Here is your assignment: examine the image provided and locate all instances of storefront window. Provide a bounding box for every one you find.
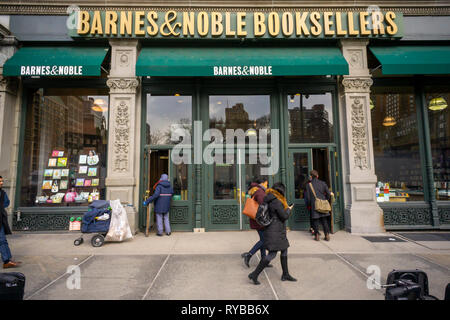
[214,153,236,200]
[293,153,309,199]
[209,95,271,143]
[146,95,192,145]
[172,163,188,201]
[426,88,450,201]
[20,88,108,207]
[371,91,424,202]
[288,93,334,143]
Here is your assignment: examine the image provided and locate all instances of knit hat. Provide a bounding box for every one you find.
[160,174,169,181]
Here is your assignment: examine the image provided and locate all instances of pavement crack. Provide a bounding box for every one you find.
[25,254,94,300]
[257,253,279,300]
[141,253,170,300]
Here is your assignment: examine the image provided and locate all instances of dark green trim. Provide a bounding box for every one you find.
[415,77,440,227]
[13,88,28,211]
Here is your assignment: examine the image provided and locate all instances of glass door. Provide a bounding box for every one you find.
[205,94,271,230]
[169,149,194,231]
[287,149,313,230]
[327,147,342,233]
[206,150,242,230]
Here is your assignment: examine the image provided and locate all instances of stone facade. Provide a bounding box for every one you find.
[0,24,19,226]
[106,40,141,234]
[338,39,384,233]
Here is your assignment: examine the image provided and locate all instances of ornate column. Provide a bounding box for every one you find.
[106,40,141,234]
[0,27,19,223]
[338,39,385,233]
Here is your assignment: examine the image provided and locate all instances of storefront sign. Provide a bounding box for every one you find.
[20,65,84,76]
[213,65,273,76]
[70,10,403,39]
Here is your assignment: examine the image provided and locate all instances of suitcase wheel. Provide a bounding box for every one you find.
[74,238,83,246]
[91,234,105,247]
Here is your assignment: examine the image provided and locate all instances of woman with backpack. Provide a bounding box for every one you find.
[241,178,272,269]
[248,182,297,285]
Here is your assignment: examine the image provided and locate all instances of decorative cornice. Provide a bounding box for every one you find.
[0,76,18,95]
[0,5,449,16]
[107,77,139,94]
[341,77,373,93]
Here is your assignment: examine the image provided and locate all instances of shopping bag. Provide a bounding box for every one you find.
[105,199,133,242]
[242,196,259,219]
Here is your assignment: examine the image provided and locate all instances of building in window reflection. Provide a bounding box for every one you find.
[289,104,332,143]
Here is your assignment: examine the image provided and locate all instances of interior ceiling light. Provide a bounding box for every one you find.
[382,116,396,127]
[428,97,448,111]
[91,104,104,112]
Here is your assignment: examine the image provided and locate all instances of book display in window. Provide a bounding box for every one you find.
[37,150,71,205]
[72,150,101,203]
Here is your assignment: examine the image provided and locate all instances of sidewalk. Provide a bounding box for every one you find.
[4,230,450,300]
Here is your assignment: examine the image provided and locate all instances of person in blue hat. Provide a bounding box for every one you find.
[143,174,174,236]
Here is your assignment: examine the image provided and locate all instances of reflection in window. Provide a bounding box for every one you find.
[288,93,334,143]
[20,88,109,207]
[293,153,309,199]
[209,95,270,143]
[146,95,192,145]
[426,90,450,201]
[214,154,236,200]
[244,152,270,191]
[371,92,424,202]
[173,163,188,200]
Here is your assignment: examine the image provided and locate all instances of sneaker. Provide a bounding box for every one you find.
[156,233,163,237]
[166,232,171,236]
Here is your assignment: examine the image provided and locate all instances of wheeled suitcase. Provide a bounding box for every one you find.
[0,272,25,300]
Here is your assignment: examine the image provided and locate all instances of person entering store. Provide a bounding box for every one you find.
[143,174,174,236]
[304,170,332,241]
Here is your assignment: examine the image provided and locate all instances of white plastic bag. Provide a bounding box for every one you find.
[105,199,133,242]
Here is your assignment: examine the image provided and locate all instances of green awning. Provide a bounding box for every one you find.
[3,47,109,77]
[370,46,450,75]
[136,47,348,76]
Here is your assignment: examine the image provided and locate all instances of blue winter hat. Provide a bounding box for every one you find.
[160,174,169,181]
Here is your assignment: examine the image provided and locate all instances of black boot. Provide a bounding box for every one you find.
[242,252,252,268]
[248,258,270,285]
[280,256,297,282]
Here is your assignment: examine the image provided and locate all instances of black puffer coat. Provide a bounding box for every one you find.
[263,192,291,251]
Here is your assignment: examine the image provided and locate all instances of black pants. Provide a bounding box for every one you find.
[312,216,330,235]
[263,249,288,263]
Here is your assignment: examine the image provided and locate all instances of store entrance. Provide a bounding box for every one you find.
[287,147,340,232]
[142,148,194,232]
